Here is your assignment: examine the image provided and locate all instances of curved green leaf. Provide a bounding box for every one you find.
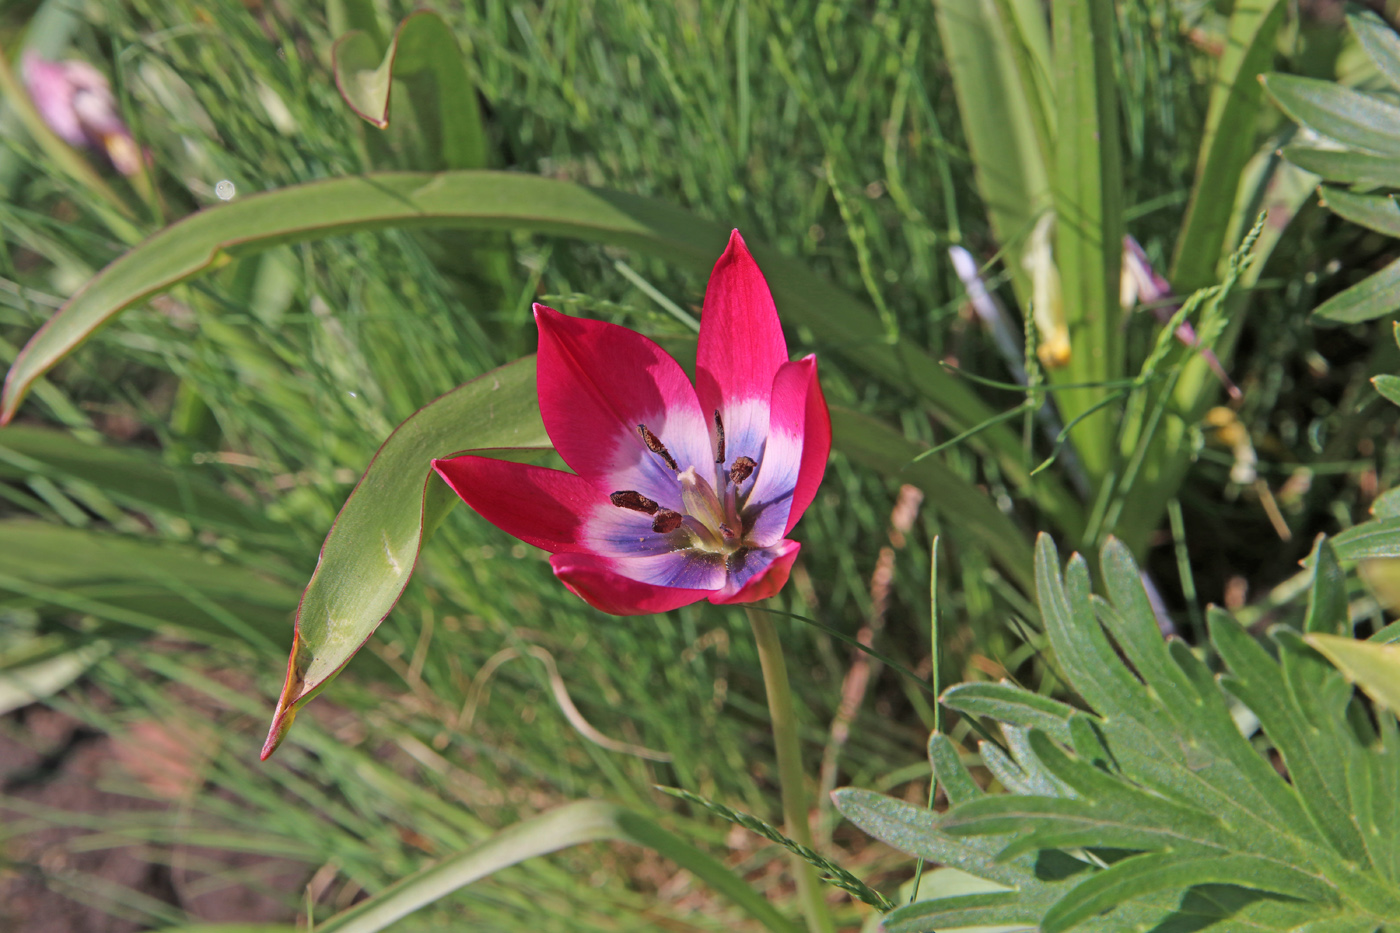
[314,800,800,933]
[1261,74,1400,157]
[1333,517,1400,561]
[0,172,1082,524]
[261,356,549,759]
[333,10,488,170]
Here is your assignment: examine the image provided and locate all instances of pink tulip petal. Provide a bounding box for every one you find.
[22,53,85,146]
[696,231,789,478]
[550,552,710,615]
[709,540,801,605]
[534,304,711,506]
[432,455,597,553]
[744,357,829,544]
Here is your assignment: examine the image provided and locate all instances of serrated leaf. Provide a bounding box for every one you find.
[1334,517,1400,561]
[1319,187,1400,238]
[1374,375,1400,405]
[1310,256,1400,325]
[1305,537,1349,636]
[939,681,1075,742]
[1305,634,1400,717]
[1042,850,1337,933]
[261,357,550,758]
[1262,74,1400,156]
[1279,146,1400,188]
[1350,8,1400,93]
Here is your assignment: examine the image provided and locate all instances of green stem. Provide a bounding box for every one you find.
[747,607,836,933]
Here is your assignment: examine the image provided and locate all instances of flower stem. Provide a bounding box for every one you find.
[747,607,836,933]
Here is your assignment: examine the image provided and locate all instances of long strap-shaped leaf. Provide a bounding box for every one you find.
[314,800,801,933]
[0,170,1082,533]
[261,355,549,758]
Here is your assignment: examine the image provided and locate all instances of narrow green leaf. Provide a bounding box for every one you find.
[0,172,1074,526]
[882,891,1037,933]
[1350,8,1400,92]
[1172,0,1287,291]
[1374,374,1400,405]
[1333,517,1400,561]
[1280,146,1400,188]
[1049,0,1123,480]
[0,425,273,534]
[1042,851,1337,933]
[1319,187,1400,238]
[261,357,550,759]
[932,0,1051,278]
[1306,634,1400,717]
[314,800,800,933]
[326,0,386,52]
[1262,74,1400,157]
[1311,256,1400,325]
[1305,537,1349,635]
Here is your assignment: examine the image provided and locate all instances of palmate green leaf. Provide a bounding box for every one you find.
[261,356,549,759]
[1306,634,1400,717]
[1311,256,1400,324]
[1351,8,1400,92]
[1262,74,1400,157]
[1319,187,1400,238]
[1172,0,1287,292]
[1333,517,1400,561]
[1280,146,1400,189]
[839,534,1400,931]
[0,171,1081,529]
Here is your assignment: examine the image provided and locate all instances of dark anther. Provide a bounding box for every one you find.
[652,509,684,534]
[729,455,757,485]
[610,490,659,514]
[637,424,679,471]
[719,522,738,540]
[714,410,726,464]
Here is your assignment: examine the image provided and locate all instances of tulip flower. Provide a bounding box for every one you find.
[22,52,142,176]
[434,231,830,615]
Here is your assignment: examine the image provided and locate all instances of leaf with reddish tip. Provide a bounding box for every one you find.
[261,356,550,759]
[332,10,488,171]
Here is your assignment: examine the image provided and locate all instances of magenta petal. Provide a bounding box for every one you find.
[534,304,710,503]
[22,53,84,146]
[432,455,596,553]
[786,356,830,535]
[709,540,801,605]
[696,231,789,466]
[550,552,710,615]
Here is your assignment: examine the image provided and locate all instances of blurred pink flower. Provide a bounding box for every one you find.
[434,231,831,615]
[22,52,141,176]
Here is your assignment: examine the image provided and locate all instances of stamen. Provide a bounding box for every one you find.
[729,455,757,485]
[652,509,684,534]
[610,490,659,514]
[637,424,678,471]
[714,410,726,464]
[719,522,738,540]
